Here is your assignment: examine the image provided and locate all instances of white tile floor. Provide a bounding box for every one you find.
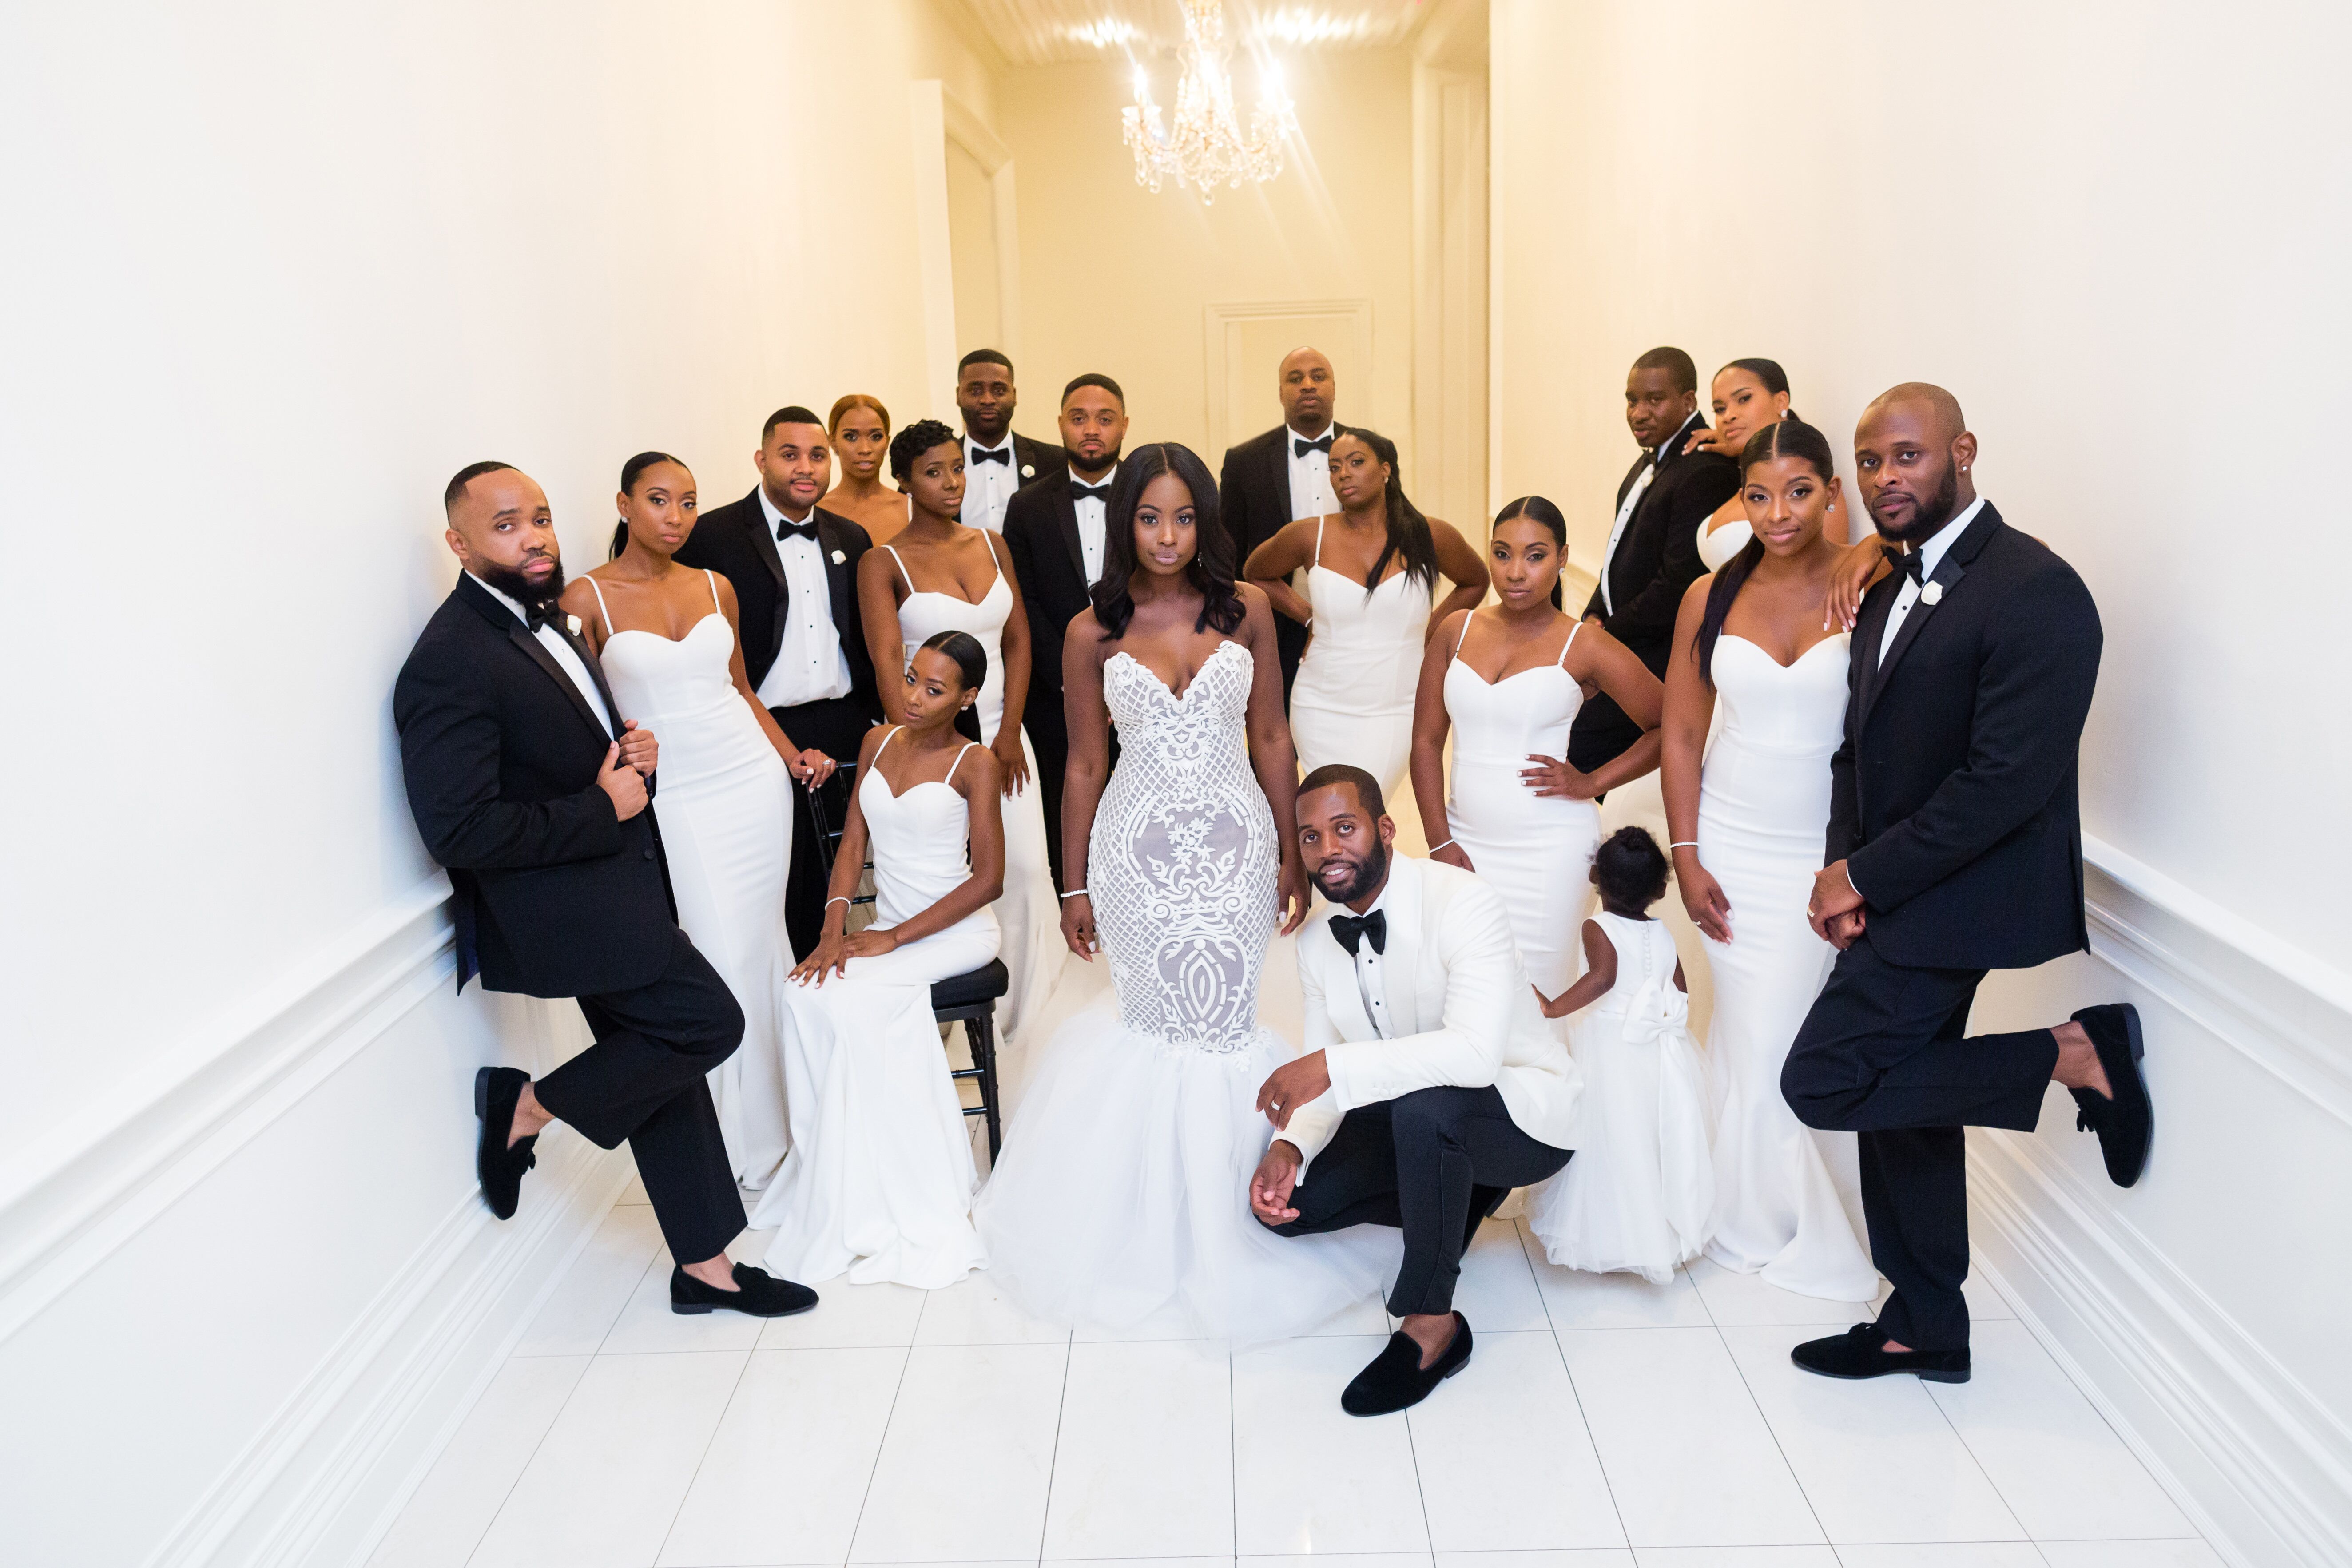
[367,1175,2222,1568]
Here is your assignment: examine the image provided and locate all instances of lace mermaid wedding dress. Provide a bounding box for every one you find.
[974,640,1392,1338]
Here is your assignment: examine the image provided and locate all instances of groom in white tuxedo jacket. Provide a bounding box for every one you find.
[1253,765,1581,1414]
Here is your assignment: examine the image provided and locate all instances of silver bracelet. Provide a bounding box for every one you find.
[1669,841,1700,851]
[825,896,853,911]
[1059,888,1089,900]
[1430,839,1457,854]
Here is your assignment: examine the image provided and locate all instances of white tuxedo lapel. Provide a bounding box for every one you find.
[1378,857,1430,1037]
[1314,919,1379,1043]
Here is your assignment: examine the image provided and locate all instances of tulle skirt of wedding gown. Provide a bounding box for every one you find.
[750,913,998,1289]
[974,991,1397,1343]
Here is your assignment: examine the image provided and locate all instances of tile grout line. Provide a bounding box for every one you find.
[1911,1337,2050,1563]
[648,1341,758,1568]
[1515,1219,1636,1555]
[1227,1346,1239,1563]
[1028,1330,1077,1567]
[838,1290,927,1564]
[459,1190,652,1568]
[1700,1268,1840,1556]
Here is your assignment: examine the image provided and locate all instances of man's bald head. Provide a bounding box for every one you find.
[443,463,564,601]
[1279,346,1335,436]
[1853,383,1977,544]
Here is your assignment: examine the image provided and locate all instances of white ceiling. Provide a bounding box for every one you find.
[955,0,1454,68]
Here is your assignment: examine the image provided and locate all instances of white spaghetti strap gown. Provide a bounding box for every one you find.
[1442,617,1602,999]
[1289,517,1432,799]
[1696,633,1878,1301]
[1526,912,1713,1282]
[880,538,1062,1063]
[585,572,794,1191]
[975,641,1393,1340]
[751,731,997,1288]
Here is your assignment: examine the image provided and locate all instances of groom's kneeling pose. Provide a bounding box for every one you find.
[1252,765,1580,1415]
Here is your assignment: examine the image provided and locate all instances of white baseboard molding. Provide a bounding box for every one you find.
[1970,1134,2352,1568]
[0,876,458,1342]
[146,1125,629,1568]
[1961,834,2352,1568]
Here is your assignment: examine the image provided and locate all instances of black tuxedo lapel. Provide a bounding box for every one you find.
[1269,432,1294,522]
[1849,576,1899,725]
[1049,472,1087,585]
[452,573,611,743]
[815,509,858,647]
[505,625,610,742]
[731,487,791,668]
[1860,506,2004,730]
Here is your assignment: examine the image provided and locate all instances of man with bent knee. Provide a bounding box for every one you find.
[1251,765,1580,1414]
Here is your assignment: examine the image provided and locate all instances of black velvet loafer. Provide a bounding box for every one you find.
[1342,1313,1473,1415]
[473,1065,536,1221]
[2069,1003,2153,1187]
[670,1262,819,1318]
[1792,1322,1970,1384]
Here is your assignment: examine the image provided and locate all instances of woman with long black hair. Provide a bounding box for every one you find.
[1659,418,1877,1302]
[1244,427,1487,798]
[1407,495,1664,1003]
[977,442,1387,1340]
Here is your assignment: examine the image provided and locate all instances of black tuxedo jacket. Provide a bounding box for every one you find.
[1830,504,2102,971]
[1219,423,1326,681]
[394,574,676,998]
[1000,464,1095,747]
[1582,431,1740,673]
[673,488,881,722]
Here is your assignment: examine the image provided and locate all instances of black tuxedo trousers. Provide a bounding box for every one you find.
[538,927,748,1265]
[770,695,876,955]
[1781,935,2058,1352]
[1266,1085,1570,1317]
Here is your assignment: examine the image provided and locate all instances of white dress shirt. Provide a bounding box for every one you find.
[1598,408,1703,616]
[1878,495,1986,663]
[962,433,1027,534]
[754,488,855,709]
[1343,881,1400,1041]
[469,572,613,736]
[1071,463,1117,586]
[1285,422,1339,522]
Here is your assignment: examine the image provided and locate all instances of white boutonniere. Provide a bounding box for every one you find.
[1921,582,1944,606]
[1021,463,1035,478]
[565,613,583,635]
[831,549,847,565]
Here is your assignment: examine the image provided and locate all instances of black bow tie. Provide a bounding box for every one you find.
[969,445,1012,467]
[1330,909,1387,957]
[524,600,563,632]
[775,516,821,543]
[1070,481,1113,504]
[1882,544,1927,586]
[1293,433,1335,458]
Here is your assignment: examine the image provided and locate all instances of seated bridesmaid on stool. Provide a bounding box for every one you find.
[750,631,1005,1289]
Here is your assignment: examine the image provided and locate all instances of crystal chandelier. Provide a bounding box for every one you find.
[1122,0,1298,203]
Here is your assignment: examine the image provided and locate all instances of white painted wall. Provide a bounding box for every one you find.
[0,2,987,1562]
[1490,3,2352,1560]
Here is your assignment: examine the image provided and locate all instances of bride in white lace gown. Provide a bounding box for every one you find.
[1662,419,1876,1302]
[975,444,1393,1338]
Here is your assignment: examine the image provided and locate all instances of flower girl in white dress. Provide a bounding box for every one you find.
[1526,828,1714,1283]
[751,631,1004,1289]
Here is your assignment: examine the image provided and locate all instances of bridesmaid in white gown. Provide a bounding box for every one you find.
[1408,495,1667,1000]
[857,420,1061,1063]
[752,632,1004,1288]
[1662,418,1878,1302]
[560,453,839,1193]
[978,443,1388,1340]
[1244,427,1487,800]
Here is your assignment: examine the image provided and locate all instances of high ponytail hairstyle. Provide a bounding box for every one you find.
[1692,418,1839,687]
[1492,494,1570,609]
[1090,442,1246,639]
[918,629,989,743]
[1719,357,1800,425]
[1331,427,1438,598]
[612,449,686,559]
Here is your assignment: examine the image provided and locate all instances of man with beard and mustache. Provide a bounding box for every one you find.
[955,349,1061,534]
[1219,345,1341,701]
[1779,385,2152,1386]
[1001,372,1128,889]
[1248,765,1580,1415]
[395,462,816,1319]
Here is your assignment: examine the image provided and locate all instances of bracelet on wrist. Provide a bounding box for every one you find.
[1669,841,1699,852]
[1059,887,1089,900]
[1430,839,1457,854]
